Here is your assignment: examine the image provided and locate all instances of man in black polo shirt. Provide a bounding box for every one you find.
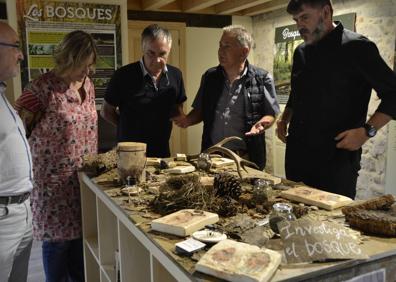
[276,0,396,198]
[101,24,186,157]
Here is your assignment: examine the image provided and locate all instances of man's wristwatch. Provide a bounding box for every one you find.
[363,123,377,138]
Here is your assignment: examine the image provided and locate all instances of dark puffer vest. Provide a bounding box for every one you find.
[200,62,279,170]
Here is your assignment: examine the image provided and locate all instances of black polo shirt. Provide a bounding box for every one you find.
[105,61,186,157]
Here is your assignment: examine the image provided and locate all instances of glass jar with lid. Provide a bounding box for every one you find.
[269,203,296,234]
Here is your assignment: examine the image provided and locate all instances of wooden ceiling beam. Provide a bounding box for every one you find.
[182,0,225,12]
[127,0,141,10]
[142,0,176,10]
[157,1,183,12]
[242,0,288,16]
[214,0,270,15]
[128,0,289,17]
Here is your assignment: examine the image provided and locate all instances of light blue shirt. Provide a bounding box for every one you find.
[0,82,33,196]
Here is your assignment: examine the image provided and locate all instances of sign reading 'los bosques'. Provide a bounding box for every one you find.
[24,3,114,21]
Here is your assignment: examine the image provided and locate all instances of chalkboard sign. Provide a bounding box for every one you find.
[278,218,367,263]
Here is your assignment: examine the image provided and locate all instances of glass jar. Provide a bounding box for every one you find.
[197,152,212,171]
[252,179,272,204]
[269,203,296,234]
[125,176,136,186]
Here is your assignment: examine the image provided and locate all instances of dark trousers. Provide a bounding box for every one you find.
[42,238,84,282]
[285,140,361,199]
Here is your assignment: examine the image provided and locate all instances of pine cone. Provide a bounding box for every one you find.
[216,196,238,217]
[214,173,241,200]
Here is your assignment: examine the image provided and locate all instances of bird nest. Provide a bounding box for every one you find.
[150,173,243,217]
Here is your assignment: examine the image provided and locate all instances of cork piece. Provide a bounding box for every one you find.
[342,194,396,236]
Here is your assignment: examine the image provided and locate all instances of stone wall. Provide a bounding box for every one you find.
[253,0,396,199]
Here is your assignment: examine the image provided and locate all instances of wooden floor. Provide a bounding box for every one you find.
[27,240,45,282]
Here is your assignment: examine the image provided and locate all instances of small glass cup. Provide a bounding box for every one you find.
[252,179,272,204]
[125,176,136,187]
[269,203,296,234]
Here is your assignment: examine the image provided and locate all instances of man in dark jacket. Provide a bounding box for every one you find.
[276,0,396,198]
[174,25,280,170]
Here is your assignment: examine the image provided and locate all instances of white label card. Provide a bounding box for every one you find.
[175,238,206,253]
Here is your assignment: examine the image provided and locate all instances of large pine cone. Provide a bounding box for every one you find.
[214,173,241,200]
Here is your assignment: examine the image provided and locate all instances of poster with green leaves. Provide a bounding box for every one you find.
[273,13,356,104]
[16,0,122,99]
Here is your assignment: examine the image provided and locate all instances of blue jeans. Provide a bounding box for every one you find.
[42,238,84,282]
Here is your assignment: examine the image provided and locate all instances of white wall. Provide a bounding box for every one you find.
[185,27,223,154]
[232,16,255,64]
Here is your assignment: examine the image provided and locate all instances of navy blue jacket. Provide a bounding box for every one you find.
[198,62,280,169]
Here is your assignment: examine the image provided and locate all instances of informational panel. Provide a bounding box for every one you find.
[16,0,122,100]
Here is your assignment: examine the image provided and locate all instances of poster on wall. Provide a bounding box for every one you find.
[273,13,356,104]
[16,0,122,99]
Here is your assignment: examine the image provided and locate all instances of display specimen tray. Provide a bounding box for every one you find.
[281,186,353,210]
[151,209,219,236]
[195,239,281,282]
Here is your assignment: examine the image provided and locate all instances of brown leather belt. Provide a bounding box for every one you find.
[0,192,30,205]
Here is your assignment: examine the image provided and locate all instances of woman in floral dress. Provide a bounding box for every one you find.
[15,30,97,282]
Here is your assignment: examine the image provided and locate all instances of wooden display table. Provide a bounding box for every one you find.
[79,172,396,282]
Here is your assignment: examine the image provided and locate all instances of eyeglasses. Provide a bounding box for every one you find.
[0,42,20,49]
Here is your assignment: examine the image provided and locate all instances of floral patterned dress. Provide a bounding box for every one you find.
[15,71,97,241]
